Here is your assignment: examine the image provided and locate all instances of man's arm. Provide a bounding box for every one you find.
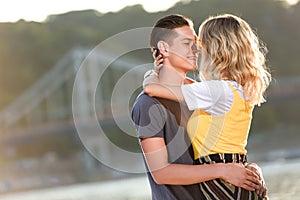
[132,94,264,195]
[141,137,260,191]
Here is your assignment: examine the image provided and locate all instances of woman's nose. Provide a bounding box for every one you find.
[192,43,201,54]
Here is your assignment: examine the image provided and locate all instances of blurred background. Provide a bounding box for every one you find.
[0,0,299,199]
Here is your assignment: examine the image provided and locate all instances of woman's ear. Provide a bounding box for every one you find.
[157,41,169,57]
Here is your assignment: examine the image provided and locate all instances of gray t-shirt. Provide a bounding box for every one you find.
[131,93,204,200]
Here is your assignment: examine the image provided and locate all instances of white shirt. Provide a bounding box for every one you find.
[181,80,245,116]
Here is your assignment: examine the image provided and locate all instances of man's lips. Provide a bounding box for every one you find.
[188,56,197,62]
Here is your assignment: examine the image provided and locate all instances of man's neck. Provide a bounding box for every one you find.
[159,65,186,85]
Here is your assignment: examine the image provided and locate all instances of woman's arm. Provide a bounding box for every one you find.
[141,137,260,191]
[143,71,185,102]
[152,52,196,85]
[146,51,196,101]
[144,83,184,102]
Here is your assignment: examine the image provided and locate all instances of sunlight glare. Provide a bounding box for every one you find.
[285,0,299,5]
[0,0,182,22]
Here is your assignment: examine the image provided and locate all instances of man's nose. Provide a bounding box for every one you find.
[192,43,200,54]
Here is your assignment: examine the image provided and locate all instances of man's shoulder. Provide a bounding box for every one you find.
[133,93,183,112]
[133,92,160,107]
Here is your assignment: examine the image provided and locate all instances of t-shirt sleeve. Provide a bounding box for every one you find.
[181,81,213,111]
[131,95,166,139]
[181,80,232,115]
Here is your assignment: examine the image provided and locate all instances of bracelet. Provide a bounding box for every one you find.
[144,69,159,79]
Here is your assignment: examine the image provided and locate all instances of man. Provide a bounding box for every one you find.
[131,14,264,200]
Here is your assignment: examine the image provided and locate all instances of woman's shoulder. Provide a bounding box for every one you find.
[224,80,246,100]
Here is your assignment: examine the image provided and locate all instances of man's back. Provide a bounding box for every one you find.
[131,93,203,200]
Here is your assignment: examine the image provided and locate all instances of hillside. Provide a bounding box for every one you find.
[0,0,299,110]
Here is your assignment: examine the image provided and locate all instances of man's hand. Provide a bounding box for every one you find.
[246,163,268,198]
[221,163,261,192]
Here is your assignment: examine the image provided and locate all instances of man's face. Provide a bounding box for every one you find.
[167,26,198,73]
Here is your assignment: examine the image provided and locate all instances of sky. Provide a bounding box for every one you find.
[0,0,186,22]
[0,0,298,23]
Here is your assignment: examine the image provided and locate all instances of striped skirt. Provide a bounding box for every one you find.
[194,153,265,200]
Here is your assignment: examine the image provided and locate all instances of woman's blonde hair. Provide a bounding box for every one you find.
[198,14,272,106]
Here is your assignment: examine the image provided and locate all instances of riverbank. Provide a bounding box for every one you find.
[0,158,299,200]
[0,125,299,198]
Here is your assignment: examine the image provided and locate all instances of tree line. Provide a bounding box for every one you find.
[0,0,299,131]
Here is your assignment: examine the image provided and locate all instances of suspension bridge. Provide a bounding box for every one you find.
[0,47,150,192]
[0,46,299,192]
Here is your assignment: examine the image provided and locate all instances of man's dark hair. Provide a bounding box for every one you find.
[150,14,193,50]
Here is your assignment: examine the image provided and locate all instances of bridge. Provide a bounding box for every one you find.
[0,47,144,132]
[0,45,299,154]
[0,45,299,192]
[0,45,153,192]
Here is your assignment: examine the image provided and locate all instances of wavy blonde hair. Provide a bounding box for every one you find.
[198,14,272,106]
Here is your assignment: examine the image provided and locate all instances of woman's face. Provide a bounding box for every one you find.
[197,26,219,81]
[198,47,211,81]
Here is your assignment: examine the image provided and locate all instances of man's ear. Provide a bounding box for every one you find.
[157,41,169,57]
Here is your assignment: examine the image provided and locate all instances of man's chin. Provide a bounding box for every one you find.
[192,65,198,71]
[189,63,198,71]
[183,61,197,72]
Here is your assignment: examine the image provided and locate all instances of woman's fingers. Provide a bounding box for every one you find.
[152,49,157,59]
[153,53,163,73]
[155,62,163,72]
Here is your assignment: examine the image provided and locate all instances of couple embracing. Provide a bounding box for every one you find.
[132,13,271,200]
